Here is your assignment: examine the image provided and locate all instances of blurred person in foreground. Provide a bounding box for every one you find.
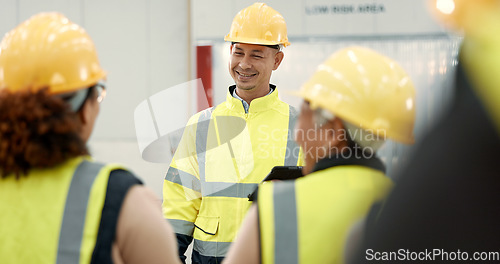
[162,3,303,263]
[224,46,416,264]
[0,13,180,264]
[353,0,500,262]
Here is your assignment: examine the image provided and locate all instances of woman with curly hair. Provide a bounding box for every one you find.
[0,13,180,264]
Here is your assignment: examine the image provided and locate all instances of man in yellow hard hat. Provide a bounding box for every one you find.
[162,2,303,263]
[353,1,500,262]
[224,46,416,264]
[0,13,181,263]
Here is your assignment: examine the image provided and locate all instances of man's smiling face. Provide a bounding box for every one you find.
[229,43,282,93]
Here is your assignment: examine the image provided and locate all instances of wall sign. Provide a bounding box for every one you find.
[302,0,444,36]
[306,3,386,15]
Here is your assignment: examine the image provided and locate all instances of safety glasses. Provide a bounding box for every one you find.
[94,81,106,103]
[62,80,107,112]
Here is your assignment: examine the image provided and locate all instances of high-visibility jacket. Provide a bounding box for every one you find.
[0,156,136,264]
[162,85,303,258]
[258,156,392,264]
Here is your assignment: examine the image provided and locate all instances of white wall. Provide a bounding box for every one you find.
[0,0,190,197]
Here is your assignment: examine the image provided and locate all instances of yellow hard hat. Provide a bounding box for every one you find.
[224,2,290,47]
[429,0,500,133]
[293,46,416,144]
[428,0,466,32]
[0,12,106,94]
[428,0,499,34]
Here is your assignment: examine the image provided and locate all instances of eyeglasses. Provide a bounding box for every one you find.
[94,82,106,103]
[61,80,107,112]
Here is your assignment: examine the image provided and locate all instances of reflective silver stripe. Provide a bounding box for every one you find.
[57,160,104,264]
[284,106,300,166]
[193,239,232,257]
[201,182,258,198]
[196,107,214,182]
[274,181,298,264]
[168,219,195,236]
[165,167,201,192]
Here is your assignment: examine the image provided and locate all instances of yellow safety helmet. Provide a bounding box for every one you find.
[0,12,106,94]
[428,0,499,34]
[224,2,290,47]
[429,0,500,133]
[293,46,416,144]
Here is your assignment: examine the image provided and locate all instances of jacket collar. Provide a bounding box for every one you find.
[226,84,279,113]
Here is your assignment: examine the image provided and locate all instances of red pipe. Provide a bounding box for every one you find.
[196,45,213,111]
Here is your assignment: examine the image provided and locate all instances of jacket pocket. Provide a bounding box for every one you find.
[194,216,219,235]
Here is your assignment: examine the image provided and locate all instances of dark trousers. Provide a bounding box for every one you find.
[192,250,225,264]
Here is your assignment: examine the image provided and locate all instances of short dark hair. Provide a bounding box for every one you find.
[266,44,280,50]
[231,42,280,50]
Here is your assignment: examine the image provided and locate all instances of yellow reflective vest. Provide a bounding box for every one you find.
[258,161,392,264]
[0,157,126,264]
[162,86,303,257]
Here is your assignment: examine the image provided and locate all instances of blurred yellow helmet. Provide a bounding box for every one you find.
[428,0,499,34]
[0,12,106,94]
[224,2,290,47]
[293,46,416,144]
[429,0,500,133]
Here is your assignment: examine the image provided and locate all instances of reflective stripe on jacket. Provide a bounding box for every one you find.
[0,157,125,264]
[258,164,392,264]
[162,85,303,257]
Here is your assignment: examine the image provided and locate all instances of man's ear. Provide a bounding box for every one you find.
[273,51,284,70]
